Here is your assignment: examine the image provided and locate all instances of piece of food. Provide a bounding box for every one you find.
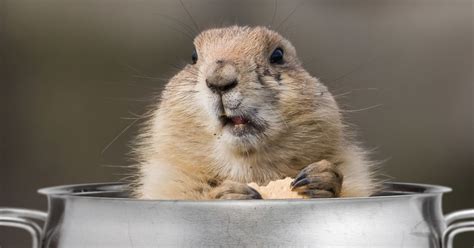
[248,177,304,199]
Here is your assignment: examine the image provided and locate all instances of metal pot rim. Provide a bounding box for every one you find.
[37,181,452,202]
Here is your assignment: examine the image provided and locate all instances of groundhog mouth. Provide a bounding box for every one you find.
[219,115,262,136]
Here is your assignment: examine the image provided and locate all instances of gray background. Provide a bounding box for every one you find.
[1,0,472,247]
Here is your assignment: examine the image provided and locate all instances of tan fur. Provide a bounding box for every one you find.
[131,26,380,199]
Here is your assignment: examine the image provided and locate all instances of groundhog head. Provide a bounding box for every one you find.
[162,26,342,157]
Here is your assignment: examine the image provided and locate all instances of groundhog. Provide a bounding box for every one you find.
[131,26,379,200]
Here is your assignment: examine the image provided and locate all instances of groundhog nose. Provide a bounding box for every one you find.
[206,78,238,94]
[206,61,239,94]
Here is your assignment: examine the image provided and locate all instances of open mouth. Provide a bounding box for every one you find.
[219,115,259,136]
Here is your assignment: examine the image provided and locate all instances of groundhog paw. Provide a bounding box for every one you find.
[291,160,343,198]
[209,180,262,200]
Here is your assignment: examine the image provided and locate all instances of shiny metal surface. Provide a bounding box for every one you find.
[442,210,474,248]
[1,182,473,247]
[0,208,47,248]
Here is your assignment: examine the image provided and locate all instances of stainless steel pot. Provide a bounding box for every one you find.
[1,182,473,248]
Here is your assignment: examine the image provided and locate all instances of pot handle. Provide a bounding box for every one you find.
[442,209,474,248]
[0,208,47,248]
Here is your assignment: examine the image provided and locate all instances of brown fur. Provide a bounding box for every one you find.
[131,26,379,199]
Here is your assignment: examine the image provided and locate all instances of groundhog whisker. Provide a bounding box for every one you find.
[103,97,154,103]
[275,0,306,30]
[150,15,195,41]
[118,62,148,75]
[132,75,168,81]
[120,116,148,120]
[153,12,197,37]
[269,0,278,28]
[102,118,141,155]
[325,57,378,84]
[100,164,135,169]
[340,104,383,113]
[120,113,154,120]
[128,110,155,119]
[332,91,353,98]
[332,88,380,100]
[179,0,200,32]
[165,23,195,41]
[100,81,157,90]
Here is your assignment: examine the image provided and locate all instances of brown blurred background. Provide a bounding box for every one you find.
[1,0,472,247]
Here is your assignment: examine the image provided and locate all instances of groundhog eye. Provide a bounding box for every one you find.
[269,47,284,64]
[191,49,198,64]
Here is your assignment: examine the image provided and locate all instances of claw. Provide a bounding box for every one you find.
[291,172,307,187]
[290,160,343,198]
[291,178,310,190]
[210,181,263,200]
[248,186,263,199]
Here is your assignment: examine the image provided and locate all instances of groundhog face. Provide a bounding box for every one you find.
[183,26,322,152]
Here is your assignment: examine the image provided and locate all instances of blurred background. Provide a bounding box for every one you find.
[1,0,472,246]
